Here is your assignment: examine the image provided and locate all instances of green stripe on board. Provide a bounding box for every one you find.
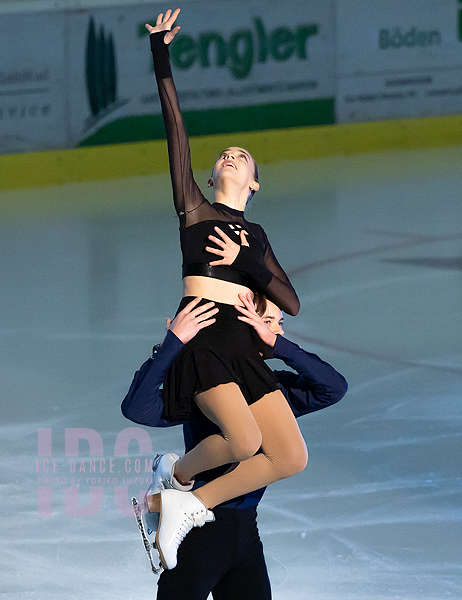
[78,98,334,147]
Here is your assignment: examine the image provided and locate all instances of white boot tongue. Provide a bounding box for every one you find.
[192,506,214,527]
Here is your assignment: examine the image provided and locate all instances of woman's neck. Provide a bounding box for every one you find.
[213,185,248,211]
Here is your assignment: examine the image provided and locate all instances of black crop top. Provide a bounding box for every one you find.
[150,32,300,316]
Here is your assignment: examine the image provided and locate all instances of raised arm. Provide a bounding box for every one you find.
[234,294,347,414]
[273,336,348,416]
[146,10,205,222]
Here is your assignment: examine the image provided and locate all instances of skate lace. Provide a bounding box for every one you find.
[174,514,195,544]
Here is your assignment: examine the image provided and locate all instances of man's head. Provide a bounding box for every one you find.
[254,293,284,335]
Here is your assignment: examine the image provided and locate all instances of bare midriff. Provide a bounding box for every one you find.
[183,276,253,305]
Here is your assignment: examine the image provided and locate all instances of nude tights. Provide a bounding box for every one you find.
[174,383,308,509]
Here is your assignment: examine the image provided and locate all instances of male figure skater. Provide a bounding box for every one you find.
[122,294,347,599]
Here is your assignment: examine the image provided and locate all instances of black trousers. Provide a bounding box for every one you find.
[156,506,271,600]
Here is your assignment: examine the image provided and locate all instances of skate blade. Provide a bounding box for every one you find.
[151,453,162,473]
[131,497,163,575]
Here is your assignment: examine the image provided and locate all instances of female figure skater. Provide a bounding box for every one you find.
[146,8,308,571]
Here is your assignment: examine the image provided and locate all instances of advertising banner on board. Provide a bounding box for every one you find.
[66,0,335,148]
[3,1,462,155]
[335,0,462,123]
[0,12,67,154]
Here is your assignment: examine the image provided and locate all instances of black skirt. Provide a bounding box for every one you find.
[162,297,280,422]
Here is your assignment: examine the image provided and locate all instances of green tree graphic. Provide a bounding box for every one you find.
[459,0,462,42]
[97,25,108,110]
[85,17,118,118]
[108,33,117,105]
[86,18,99,116]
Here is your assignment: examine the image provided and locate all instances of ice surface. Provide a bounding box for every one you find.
[1,145,461,599]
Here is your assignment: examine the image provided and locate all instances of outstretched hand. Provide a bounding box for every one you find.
[145,8,181,44]
[166,297,218,344]
[206,226,249,266]
[235,293,277,347]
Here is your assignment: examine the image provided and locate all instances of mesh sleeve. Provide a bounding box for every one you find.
[262,239,300,316]
[150,32,205,223]
[231,230,300,315]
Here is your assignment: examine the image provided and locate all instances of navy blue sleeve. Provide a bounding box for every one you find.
[121,330,184,427]
[272,336,348,418]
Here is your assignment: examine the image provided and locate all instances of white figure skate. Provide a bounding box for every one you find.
[155,489,215,571]
[131,453,194,574]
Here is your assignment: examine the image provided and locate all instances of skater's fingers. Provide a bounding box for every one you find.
[235,304,261,326]
[207,244,240,265]
[205,244,224,255]
[168,299,201,337]
[164,26,180,44]
[206,229,240,266]
[196,307,219,322]
[197,317,216,330]
[234,303,251,316]
[238,315,277,346]
[147,8,180,40]
[182,297,203,313]
[237,292,256,312]
[169,301,217,344]
[236,315,251,324]
[191,302,217,317]
[208,257,230,266]
[165,7,181,27]
[237,291,250,306]
[213,226,233,243]
[207,234,230,249]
